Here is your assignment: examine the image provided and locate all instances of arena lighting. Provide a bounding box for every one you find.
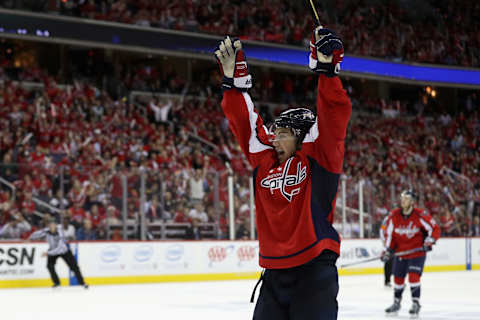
[431,90,437,98]
[245,47,480,86]
[0,10,479,86]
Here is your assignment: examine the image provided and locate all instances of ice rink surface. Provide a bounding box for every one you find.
[2,271,479,320]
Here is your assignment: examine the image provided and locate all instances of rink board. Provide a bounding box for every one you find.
[0,238,478,288]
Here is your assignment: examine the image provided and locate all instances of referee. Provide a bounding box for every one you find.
[380,214,393,287]
[29,219,89,289]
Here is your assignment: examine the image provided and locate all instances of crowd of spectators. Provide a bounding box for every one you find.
[0,65,253,241]
[340,96,480,238]
[0,61,479,242]
[4,0,478,67]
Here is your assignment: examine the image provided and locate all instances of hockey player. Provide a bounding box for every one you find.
[215,26,351,320]
[381,190,441,318]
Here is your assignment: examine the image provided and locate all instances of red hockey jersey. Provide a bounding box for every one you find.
[221,76,352,269]
[385,208,441,259]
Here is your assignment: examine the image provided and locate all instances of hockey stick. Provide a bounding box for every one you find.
[309,0,321,25]
[339,247,426,269]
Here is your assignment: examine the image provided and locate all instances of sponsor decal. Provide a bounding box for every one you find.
[355,247,370,258]
[340,246,382,261]
[0,246,37,276]
[0,247,35,266]
[100,245,121,263]
[237,245,256,261]
[134,245,154,263]
[166,244,184,262]
[208,245,234,267]
[260,158,306,202]
[236,245,257,267]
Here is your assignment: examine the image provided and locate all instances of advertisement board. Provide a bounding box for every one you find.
[77,241,261,278]
[0,242,69,287]
[1,238,477,288]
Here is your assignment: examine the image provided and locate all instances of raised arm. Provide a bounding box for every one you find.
[215,37,273,167]
[303,27,352,173]
[29,228,47,240]
[221,90,273,167]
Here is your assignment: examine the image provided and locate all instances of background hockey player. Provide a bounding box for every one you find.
[215,26,351,320]
[381,190,441,317]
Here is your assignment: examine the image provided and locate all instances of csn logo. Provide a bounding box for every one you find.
[166,244,184,262]
[134,245,153,262]
[101,245,121,263]
[0,247,35,266]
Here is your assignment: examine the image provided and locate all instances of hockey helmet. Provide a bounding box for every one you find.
[401,189,418,201]
[272,108,316,146]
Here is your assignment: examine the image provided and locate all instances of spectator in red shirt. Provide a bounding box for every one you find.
[68,202,87,227]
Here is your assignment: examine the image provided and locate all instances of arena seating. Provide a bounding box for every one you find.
[3,0,477,67]
[0,65,479,240]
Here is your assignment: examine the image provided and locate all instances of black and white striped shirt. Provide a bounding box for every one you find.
[29,225,69,256]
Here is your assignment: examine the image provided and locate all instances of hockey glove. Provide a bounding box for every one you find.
[214,36,252,91]
[381,248,393,262]
[423,236,435,252]
[309,26,344,77]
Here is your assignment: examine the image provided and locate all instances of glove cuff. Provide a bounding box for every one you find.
[308,54,339,77]
[222,75,252,92]
[234,74,252,90]
[221,77,234,90]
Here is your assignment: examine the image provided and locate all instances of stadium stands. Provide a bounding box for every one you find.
[3,0,478,67]
[0,63,479,240]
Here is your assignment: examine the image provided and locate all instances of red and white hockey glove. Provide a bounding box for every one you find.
[309,26,344,77]
[214,36,252,91]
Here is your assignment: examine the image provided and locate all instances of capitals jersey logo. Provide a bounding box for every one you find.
[260,158,307,202]
[394,221,419,239]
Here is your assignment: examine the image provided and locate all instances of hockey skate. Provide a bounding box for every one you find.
[385,298,401,316]
[409,300,421,318]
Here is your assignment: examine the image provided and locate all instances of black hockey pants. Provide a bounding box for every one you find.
[252,250,339,320]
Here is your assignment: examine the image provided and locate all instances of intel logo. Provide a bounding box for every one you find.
[166,244,184,261]
[101,245,121,263]
[134,245,153,262]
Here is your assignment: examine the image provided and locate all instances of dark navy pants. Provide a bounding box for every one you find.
[253,250,339,320]
[393,255,426,278]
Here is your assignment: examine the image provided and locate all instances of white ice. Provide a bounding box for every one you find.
[2,271,479,320]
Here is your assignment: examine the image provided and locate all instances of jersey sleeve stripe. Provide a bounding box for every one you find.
[302,119,319,143]
[419,217,433,237]
[385,219,394,248]
[241,92,273,153]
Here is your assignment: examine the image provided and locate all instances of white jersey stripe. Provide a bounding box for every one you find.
[303,118,319,143]
[385,218,394,248]
[242,92,273,153]
[419,217,433,237]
